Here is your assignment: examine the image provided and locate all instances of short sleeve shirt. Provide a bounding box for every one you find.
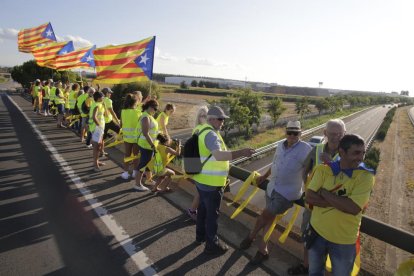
[309,162,375,244]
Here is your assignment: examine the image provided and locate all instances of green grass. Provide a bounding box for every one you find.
[0,76,7,83]
[228,107,366,149]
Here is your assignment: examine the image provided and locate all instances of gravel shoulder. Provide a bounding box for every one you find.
[361,106,414,275]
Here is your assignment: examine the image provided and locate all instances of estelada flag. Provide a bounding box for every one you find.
[18,22,57,53]
[93,36,155,84]
[56,45,96,71]
[32,41,74,69]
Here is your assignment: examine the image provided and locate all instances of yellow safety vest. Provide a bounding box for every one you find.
[192,127,229,187]
[121,109,139,143]
[77,93,89,117]
[153,144,168,174]
[315,143,339,166]
[88,102,105,132]
[137,111,159,150]
[135,104,142,118]
[156,112,169,134]
[68,90,78,109]
[55,90,65,105]
[43,86,50,99]
[103,97,113,123]
[33,86,41,97]
[49,87,56,102]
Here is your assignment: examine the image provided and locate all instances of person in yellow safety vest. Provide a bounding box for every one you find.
[41,80,51,116]
[193,106,255,255]
[120,93,141,180]
[148,133,181,193]
[68,83,80,131]
[89,91,107,172]
[55,87,66,128]
[134,99,160,191]
[77,87,94,143]
[287,119,346,275]
[32,79,42,114]
[101,87,120,155]
[156,103,175,136]
[49,80,57,116]
[187,106,209,221]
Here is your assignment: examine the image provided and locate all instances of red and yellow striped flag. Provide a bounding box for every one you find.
[93,36,155,84]
[18,22,57,53]
[32,41,73,69]
[56,45,96,71]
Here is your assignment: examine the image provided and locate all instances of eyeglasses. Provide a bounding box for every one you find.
[286,131,299,136]
[217,118,225,122]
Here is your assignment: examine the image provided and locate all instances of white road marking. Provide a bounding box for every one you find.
[6,95,159,276]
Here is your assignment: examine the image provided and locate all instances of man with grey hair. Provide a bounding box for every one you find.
[192,106,255,255]
[240,121,312,265]
[288,118,346,275]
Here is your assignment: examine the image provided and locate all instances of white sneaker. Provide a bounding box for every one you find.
[132,170,137,178]
[86,144,93,149]
[121,171,130,180]
[134,184,149,191]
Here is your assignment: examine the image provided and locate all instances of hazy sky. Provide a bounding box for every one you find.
[1,0,413,93]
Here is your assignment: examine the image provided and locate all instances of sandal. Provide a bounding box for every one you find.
[287,263,309,275]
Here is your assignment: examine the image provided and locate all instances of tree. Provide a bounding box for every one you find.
[111,81,160,115]
[231,103,252,137]
[267,97,286,126]
[191,80,198,87]
[315,99,330,114]
[236,88,263,131]
[11,59,80,88]
[295,97,311,120]
[179,80,188,89]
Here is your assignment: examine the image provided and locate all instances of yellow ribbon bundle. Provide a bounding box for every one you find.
[263,204,301,243]
[105,130,124,148]
[395,257,414,276]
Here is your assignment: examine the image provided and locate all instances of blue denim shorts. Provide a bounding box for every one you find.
[265,190,293,216]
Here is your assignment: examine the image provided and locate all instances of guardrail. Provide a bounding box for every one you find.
[408,107,414,126]
[228,165,414,254]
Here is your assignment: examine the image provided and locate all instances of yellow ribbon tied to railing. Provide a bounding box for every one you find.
[227,171,261,219]
[394,257,414,276]
[106,130,124,148]
[263,204,301,243]
[124,153,140,163]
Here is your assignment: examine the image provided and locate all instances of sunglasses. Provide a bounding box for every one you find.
[286,131,299,136]
[151,106,158,111]
[217,118,225,122]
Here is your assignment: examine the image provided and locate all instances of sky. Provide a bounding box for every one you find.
[1,0,413,94]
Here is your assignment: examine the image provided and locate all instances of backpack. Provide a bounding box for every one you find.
[183,127,213,175]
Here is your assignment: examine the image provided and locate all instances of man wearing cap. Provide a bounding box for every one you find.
[102,88,120,150]
[193,106,255,255]
[239,121,312,265]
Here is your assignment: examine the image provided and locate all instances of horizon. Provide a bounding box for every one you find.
[1,0,413,94]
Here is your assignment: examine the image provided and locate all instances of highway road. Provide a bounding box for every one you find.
[227,105,391,211]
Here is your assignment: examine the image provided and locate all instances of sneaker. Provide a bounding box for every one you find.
[239,235,254,250]
[102,151,109,156]
[132,170,137,178]
[86,144,93,149]
[249,251,269,265]
[204,240,229,255]
[134,184,150,191]
[145,179,156,186]
[121,171,130,180]
[187,208,197,221]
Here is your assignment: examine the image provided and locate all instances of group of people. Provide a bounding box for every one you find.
[195,106,374,276]
[29,79,375,275]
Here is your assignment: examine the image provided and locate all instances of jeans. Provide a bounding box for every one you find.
[308,234,356,276]
[196,186,223,245]
[42,99,50,113]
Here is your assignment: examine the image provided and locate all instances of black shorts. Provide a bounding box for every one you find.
[104,120,121,139]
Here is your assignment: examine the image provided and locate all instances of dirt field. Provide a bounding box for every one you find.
[361,106,414,275]
[159,92,316,130]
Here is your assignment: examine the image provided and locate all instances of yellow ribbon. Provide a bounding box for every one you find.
[69,118,80,127]
[106,139,124,148]
[124,153,140,163]
[278,204,301,243]
[394,257,414,276]
[105,130,124,148]
[228,171,260,219]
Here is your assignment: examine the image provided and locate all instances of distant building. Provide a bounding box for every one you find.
[401,91,409,96]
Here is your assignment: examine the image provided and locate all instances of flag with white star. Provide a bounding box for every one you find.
[93,36,156,84]
[32,41,73,69]
[18,22,57,53]
[56,45,96,71]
